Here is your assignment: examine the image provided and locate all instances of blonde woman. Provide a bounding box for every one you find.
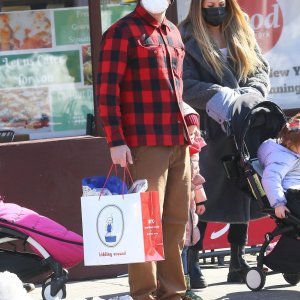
[179,0,270,285]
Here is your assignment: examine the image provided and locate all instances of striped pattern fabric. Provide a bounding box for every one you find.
[97,4,188,147]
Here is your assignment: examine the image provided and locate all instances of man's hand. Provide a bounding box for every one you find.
[274,205,290,219]
[110,145,133,167]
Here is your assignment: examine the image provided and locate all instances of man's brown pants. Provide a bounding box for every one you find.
[128,145,191,300]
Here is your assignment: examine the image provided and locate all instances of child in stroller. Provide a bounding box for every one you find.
[225,95,300,291]
[0,200,83,300]
[258,113,300,221]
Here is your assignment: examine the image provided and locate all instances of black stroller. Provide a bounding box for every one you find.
[224,94,300,291]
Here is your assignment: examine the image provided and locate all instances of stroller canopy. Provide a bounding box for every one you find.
[230,94,286,159]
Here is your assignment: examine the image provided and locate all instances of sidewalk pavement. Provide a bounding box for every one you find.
[29,254,300,300]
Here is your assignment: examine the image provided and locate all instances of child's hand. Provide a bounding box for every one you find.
[274,205,290,218]
[196,203,206,215]
[188,125,197,136]
[195,187,206,203]
[188,125,200,143]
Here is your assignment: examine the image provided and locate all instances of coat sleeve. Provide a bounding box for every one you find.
[191,153,206,188]
[260,151,296,208]
[182,53,222,110]
[182,102,199,118]
[97,26,128,147]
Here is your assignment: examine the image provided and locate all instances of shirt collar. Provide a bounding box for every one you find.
[135,3,170,30]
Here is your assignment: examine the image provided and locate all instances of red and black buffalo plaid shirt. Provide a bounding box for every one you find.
[97,4,188,147]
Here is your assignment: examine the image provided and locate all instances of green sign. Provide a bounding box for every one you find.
[0,51,81,88]
[101,4,135,33]
[54,8,90,45]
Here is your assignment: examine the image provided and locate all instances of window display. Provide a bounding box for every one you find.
[0,0,139,140]
[0,0,93,140]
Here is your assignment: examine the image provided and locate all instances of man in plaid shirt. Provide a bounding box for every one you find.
[98,1,192,299]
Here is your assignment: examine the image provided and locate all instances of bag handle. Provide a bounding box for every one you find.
[98,164,134,200]
[124,165,134,185]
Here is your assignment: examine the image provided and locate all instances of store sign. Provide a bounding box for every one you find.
[177,0,300,109]
[0,51,81,88]
[0,8,93,140]
[240,0,283,53]
[54,9,90,45]
[239,0,300,109]
[0,3,138,140]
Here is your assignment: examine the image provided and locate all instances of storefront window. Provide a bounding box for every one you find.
[100,0,136,33]
[0,0,93,140]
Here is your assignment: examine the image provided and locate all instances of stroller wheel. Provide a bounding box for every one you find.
[42,281,66,300]
[283,273,300,286]
[245,267,266,291]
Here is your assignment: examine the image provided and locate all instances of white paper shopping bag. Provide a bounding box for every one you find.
[81,191,164,266]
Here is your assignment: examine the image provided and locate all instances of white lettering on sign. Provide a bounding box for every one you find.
[76,10,89,18]
[18,74,54,86]
[251,3,280,30]
[71,23,89,31]
[2,55,65,68]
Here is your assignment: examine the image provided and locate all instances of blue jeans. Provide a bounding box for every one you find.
[181,246,188,275]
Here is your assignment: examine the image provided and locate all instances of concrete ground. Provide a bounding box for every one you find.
[29,253,300,300]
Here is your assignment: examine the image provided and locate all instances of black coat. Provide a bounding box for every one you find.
[180,22,270,223]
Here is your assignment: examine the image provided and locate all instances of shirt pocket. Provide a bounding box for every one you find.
[129,38,166,70]
[169,45,185,77]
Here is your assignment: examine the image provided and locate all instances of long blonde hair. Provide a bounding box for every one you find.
[180,0,265,81]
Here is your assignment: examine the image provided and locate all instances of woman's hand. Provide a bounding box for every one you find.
[274,205,290,219]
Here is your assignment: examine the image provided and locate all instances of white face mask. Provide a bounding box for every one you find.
[141,0,169,14]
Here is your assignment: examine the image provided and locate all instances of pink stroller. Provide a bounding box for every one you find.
[0,200,83,300]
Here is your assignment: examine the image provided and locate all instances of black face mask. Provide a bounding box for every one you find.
[202,7,227,27]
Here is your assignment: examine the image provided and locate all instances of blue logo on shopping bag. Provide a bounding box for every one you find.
[97,205,124,247]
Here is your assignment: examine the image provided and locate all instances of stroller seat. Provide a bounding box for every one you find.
[249,158,300,230]
[227,95,300,291]
[250,158,263,176]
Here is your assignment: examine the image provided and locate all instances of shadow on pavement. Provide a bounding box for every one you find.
[93,293,131,299]
[214,290,300,300]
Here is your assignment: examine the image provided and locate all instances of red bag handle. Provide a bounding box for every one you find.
[99,164,134,200]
